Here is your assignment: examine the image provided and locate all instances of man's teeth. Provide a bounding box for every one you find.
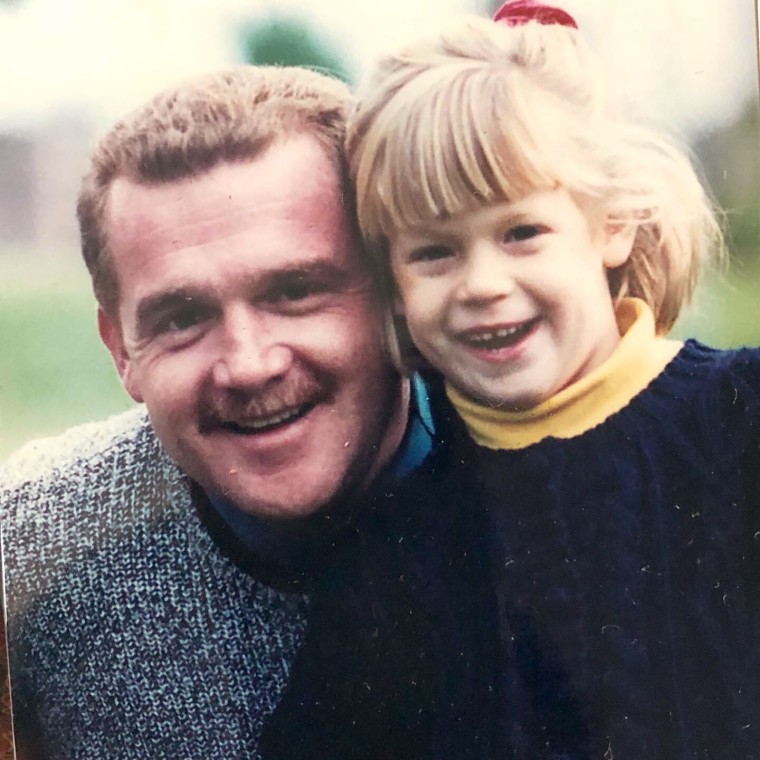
[233,406,303,431]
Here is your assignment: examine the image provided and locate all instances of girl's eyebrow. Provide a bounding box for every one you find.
[398,206,539,244]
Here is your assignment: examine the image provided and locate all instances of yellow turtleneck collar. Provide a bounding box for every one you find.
[446,298,682,450]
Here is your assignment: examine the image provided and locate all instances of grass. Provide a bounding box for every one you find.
[673,255,760,347]
[1,263,135,461]
[2,253,760,463]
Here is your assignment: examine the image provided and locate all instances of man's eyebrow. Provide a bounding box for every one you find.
[133,261,360,332]
[258,261,357,290]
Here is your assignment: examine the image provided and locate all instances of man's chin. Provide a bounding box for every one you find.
[207,456,372,529]
[207,470,348,521]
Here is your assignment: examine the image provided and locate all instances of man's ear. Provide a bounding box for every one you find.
[602,220,637,269]
[97,306,144,403]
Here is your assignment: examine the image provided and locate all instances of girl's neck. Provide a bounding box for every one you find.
[446,298,681,450]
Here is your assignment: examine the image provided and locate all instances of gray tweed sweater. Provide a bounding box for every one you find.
[0,409,309,759]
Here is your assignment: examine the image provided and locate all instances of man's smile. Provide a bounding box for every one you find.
[219,402,315,435]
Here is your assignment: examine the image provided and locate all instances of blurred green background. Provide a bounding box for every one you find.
[2,2,759,461]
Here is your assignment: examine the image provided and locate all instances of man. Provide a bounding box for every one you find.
[0,66,433,758]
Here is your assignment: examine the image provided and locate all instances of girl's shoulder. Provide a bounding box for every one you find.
[684,339,760,366]
[655,340,760,449]
[673,340,760,397]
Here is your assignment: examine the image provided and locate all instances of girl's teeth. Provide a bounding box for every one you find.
[472,326,519,343]
[464,319,536,349]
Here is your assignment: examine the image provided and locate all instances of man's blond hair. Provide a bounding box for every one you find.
[78,66,353,314]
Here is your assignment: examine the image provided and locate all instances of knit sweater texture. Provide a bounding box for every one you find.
[263,342,760,760]
[0,409,310,759]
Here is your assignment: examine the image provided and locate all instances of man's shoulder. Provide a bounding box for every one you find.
[0,407,192,602]
[0,407,163,499]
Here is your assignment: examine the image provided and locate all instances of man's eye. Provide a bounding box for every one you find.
[409,245,453,264]
[504,224,543,243]
[265,275,330,306]
[155,305,210,335]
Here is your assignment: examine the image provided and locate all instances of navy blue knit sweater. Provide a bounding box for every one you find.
[263,342,760,760]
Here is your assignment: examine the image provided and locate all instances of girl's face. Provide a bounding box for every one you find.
[389,188,635,410]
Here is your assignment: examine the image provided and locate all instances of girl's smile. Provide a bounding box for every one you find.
[390,188,635,410]
[456,317,542,355]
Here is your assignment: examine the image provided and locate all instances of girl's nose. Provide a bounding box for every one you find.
[456,242,515,305]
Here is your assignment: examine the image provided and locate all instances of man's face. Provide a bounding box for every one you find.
[99,135,407,519]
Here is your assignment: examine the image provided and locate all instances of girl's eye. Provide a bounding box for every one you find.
[408,245,454,264]
[504,224,543,243]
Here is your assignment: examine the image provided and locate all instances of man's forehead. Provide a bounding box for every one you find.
[105,174,267,252]
[105,142,348,247]
[103,151,366,316]
[108,135,339,202]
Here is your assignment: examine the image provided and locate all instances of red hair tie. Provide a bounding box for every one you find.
[492,0,578,29]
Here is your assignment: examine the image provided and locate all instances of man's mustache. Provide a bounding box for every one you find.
[197,372,328,433]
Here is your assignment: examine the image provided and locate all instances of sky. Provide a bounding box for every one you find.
[0,0,757,137]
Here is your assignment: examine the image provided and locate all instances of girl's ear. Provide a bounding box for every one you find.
[602,220,637,269]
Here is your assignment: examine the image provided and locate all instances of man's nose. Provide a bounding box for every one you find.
[212,306,293,389]
[457,243,515,304]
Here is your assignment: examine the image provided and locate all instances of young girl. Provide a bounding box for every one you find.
[262,2,760,758]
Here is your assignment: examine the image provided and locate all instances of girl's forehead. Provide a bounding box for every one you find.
[387,188,603,243]
[370,127,574,239]
[383,184,550,234]
[356,68,605,246]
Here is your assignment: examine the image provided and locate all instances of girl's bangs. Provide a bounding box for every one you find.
[361,67,571,241]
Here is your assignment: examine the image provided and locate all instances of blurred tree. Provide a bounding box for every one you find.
[693,104,760,264]
[239,14,354,85]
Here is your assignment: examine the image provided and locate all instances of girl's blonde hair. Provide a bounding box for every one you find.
[347,16,724,366]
